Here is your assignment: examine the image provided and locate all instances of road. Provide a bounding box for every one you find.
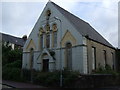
[2,84,12,88]
[2,80,45,88]
[1,80,120,90]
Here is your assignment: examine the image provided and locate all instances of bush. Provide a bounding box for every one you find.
[2,67,23,81]
[3,60,22,68]
[33,69,80,87]
[8,49,22,62]
[2,42,22,66]
[33,71,60,86]
[62,69,80,87]
[21,69,31,81]
[93,64,119,76]
[2,60,23,82]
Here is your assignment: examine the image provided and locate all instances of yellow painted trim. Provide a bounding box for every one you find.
[26,39,36,51]
[46,30,50,34]
[61,30,76,47]
[39,27,44,35]
[52,23,57,32]
[40,31,43,35]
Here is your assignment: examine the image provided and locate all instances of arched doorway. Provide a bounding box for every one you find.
[42,53,49,72]
[43,59,49,72]
[65,42,72,70]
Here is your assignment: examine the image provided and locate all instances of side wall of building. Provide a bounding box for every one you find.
[22,2,85,73]
[87,39,116,73]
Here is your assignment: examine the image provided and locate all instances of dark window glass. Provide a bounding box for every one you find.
[43,59,49,72]
[53,32,57,47]
[103,50,107,67]
[111,52,114,69]
[92,47,96,70]
[46,34,50,48]
[66,43,72,70]
[40,35,43,50]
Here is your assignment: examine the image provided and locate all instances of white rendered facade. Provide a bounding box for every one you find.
[22,2,116,74]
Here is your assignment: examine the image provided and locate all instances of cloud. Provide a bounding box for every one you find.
[2,2,46,37]
[65,1,118,47]
[109,31,118,47]
[1,0,118,47]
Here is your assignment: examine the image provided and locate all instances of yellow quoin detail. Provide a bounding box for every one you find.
[61,30,77,47]
[26,39,36,51]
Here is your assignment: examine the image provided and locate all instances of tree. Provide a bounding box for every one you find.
[2,42,22,66]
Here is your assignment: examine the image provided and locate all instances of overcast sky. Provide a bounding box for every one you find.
[1,0,119,48]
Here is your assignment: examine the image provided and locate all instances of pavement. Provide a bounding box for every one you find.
[2,80,45,88]
[1,80,120,90]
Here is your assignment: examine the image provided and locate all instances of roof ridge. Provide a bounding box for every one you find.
[1,32,25,46]
[51,1,89,24]
[1,32,22,39]
[50,2,113,48]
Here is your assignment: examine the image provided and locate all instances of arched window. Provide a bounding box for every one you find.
[46,34,50,48]
[65,42,72,70]
[40,35,43,50]
[52,24,57,31]
[111,52,114,69]
[103,50,107,67]
[39,27,43,50]
[92,47,96,70]
[45,24,50,48]
[30,48,34,69]
[46,24,50,32]
[46,9,51,20]
[53,32,57,47]
[52,24,57,47]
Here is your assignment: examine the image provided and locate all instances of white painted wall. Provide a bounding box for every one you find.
[72,46,84,73]
[22,2,85,73]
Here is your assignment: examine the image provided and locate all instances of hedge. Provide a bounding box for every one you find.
[2,60,23,82]
[2,67,22,81]
[32,70,80,87]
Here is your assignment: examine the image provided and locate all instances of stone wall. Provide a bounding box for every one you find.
[87,38,116,73]
[74,74,120,88]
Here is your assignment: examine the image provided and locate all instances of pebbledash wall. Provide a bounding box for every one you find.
[22,2,116,74]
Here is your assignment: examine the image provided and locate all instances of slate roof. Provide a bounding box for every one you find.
[1,33,25,46]
[51,2,114,48]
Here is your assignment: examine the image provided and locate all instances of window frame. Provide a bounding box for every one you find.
[46,33,50,48]
[103,50,107,67]
[65,42,72,70]
[40,34,43,50]
[92,47,96,70]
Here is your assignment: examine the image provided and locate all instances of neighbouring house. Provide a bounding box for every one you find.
[22,1,116,74]
[1,32,27,50]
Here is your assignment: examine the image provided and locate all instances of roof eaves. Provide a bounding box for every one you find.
[51,2,114,48]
